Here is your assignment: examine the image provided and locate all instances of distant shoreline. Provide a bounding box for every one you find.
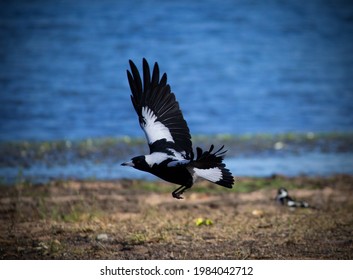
[1,132,353,184]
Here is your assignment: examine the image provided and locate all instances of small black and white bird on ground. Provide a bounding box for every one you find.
[275,187,310,208]
[121,58,234,199]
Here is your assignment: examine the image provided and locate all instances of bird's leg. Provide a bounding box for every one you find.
[172,186,185,199]
[172,185,191,199]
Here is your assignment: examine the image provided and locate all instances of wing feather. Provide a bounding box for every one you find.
[127,58,193,157]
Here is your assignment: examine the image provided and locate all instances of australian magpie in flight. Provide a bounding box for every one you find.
[121,58,234,199]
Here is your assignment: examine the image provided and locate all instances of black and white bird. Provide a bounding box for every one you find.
[121,58,234,199]
[275,187,309,208]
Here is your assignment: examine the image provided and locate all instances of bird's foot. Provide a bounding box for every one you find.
[172,192,184,199]
[172,185,190,200]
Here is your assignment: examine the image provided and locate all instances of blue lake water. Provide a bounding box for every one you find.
[3,151,353,183]
[1,0,353,181]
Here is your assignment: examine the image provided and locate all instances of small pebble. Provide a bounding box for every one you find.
[252,209,264,217]
[96,233,109,241]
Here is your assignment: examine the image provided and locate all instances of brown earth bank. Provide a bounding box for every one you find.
[0,175,352,259]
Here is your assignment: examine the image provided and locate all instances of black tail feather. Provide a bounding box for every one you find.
[195,145,227,166]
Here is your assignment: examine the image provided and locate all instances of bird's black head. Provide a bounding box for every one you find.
[276,187,289,205]
[121,156,151,172]
[277,187,288,198]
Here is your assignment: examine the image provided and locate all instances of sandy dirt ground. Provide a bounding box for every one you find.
[0,175,352,259]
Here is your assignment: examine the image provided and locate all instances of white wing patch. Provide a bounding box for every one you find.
[145,150,190,168]
[141,107,174,144]
[145,152,171,167]
[191,167,223,183]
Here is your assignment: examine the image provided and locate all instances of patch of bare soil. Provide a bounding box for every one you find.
[0,175,352,259]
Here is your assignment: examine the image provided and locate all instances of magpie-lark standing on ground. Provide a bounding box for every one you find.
[121,58,234,199]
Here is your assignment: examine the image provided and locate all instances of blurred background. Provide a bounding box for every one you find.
[1,0,353,182]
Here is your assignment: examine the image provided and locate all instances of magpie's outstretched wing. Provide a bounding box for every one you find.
[127,58,193,158]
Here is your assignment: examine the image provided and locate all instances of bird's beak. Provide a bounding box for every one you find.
[121,160,134,167]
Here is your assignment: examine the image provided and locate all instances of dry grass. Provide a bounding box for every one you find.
[0,175,352,259]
